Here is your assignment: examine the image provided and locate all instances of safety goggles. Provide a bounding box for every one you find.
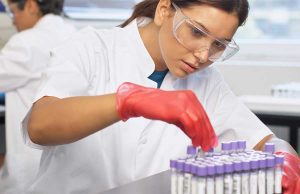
[172,3,239,62]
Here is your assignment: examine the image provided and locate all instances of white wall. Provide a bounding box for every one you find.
[217,60,300,96]
[0,12,122,49]
[217,61,300,152]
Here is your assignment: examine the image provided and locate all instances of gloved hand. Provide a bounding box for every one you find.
[275,151,300,194]
[116,82,218,151]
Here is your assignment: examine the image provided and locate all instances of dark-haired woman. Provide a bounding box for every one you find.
[23,0,299,193]
[0,0,75,193]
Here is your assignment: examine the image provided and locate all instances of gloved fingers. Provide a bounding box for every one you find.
[282,180,297,194]
[295,178,300,194]
[277,152,300,180]
[177,110,209,148]
[187,91,218,148]
[186,104,212,150]
[195,116,215,152]
[282,174,292,189]
[177,112,197,141]
[200,111,218,148]
[275,152,300,194]
[192,116,206,149]
[283,164,299,181]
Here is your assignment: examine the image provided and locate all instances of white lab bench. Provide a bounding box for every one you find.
[99,170,170,194]
[240,95,300,152]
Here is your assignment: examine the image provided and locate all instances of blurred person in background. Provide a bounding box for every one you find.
[0,0,76,193]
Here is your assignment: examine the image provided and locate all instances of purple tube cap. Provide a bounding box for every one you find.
[234,161,242,172]
[207,164,215,176]
[267,156,275,167]
[176,160,184,171]
[197,165,207,177]
[231,141,238,150]
[242,160,251,171]
[238,140,246,150]
[264,143,275,154]
[259,158,267,168]
[170,159,176,168]
[187,145,197,155]
[275,155,285,165]
[216,163,224,174]
[221,142,232,151]
[224,162,233,173]
[184,162,192,173]
[250,159,259,170]
[191,164,198,174]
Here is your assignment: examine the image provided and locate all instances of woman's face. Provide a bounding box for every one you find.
[8,0,41,32]
[158,4,239,78]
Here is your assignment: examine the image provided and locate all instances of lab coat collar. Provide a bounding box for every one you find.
[123,18,156,82]
[34,14,64,29]
[122,18,187,90]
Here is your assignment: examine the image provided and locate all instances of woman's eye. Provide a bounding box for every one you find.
[191,27,204,38]
[213,41,226,50]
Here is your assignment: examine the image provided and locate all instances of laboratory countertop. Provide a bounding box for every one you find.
[99,170,170,194]
[239,95,300,117]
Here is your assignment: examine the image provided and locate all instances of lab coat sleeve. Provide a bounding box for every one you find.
[21,28,101,149]
[206,68,273,149]
[21,53,91,149]
[0,34,33,92]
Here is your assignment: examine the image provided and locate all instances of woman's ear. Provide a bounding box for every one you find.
[24,0,41,15]
[154,0,172,26]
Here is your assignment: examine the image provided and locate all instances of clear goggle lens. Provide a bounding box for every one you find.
[172,3,239,62]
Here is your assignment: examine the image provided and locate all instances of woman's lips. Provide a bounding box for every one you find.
[180,60,197,73]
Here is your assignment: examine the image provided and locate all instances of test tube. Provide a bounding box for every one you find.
[258,158,267,194]
[231,141,238,153]
[205,148,214,157]
[264,143,275,155]
[222,142,232,155]
[250,159,259,194]
[224,162,233,194]
[197,147,205,158]
[176,160,185,194]
[187,145,197,160]
[274,155,284,194]
[183,162,192,194]
[237,140,246,153]
[215,162,225,194]
[233,161,242,194]
[170,160,177,194]
[196,165,207,194]
[206,164,215,194]
[241,160,250,194]
[266,156,275,194]
[190,164,198,194]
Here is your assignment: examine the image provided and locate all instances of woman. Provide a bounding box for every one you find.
[24,0,299,193]
[0,0,76,193]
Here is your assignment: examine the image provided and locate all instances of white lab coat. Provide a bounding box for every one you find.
[0,14,76,193]
[22,18,273,194]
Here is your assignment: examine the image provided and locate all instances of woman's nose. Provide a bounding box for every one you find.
[193,48,209,64]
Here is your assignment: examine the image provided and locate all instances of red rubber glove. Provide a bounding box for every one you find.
[116,82,218,151]
[275,151,300,194]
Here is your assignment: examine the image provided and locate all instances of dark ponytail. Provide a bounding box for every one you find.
[8,0,64,15]
[120,0,159,28]
[36,0,64,15]
[120,0,249,27]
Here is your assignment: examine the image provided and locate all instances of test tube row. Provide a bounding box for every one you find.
[170,141,285,194]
